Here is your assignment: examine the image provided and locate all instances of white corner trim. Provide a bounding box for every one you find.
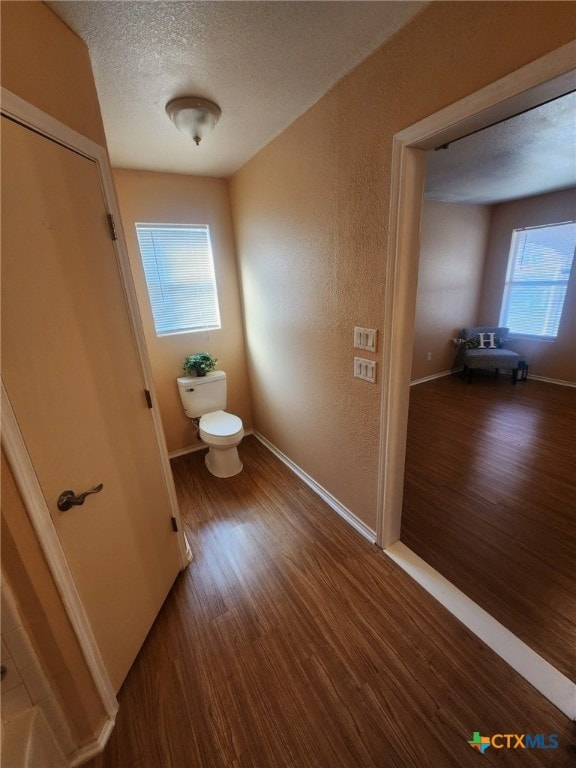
[253,432,376,543]
[385,542,576,720]
[410,367,463,386]
[68,714,116,768]
[1,384,119,721]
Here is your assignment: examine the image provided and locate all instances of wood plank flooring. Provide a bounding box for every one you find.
[401,373,576,681]
[86,436,574,767]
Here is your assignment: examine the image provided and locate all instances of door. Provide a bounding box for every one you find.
[1,116,181,691]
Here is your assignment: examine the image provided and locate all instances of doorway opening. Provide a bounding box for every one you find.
[376,42,576,718]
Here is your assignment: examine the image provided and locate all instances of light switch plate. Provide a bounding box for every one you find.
[354,326,377,352]
[354,357,376,383]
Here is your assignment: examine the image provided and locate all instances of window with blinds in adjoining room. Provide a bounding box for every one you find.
[499,220,576,340]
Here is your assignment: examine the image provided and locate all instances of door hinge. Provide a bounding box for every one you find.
[106,213,118,241]
[171,516,179,533]
[144,389,153,408]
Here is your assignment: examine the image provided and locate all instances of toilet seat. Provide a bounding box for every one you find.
[199,410,243,444]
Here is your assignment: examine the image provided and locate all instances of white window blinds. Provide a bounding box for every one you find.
[135,224,221,336]
[499,221,576,339]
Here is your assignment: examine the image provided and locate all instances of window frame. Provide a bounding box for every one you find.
[498,220,576,341]
[135,222,221,337]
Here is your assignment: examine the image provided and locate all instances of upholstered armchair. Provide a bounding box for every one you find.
[459,326,521,383]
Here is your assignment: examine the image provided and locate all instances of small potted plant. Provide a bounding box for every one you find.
[183,352,218,377]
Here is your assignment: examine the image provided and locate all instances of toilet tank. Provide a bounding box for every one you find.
[177,370,227,418]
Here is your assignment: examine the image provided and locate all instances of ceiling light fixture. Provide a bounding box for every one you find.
[165,97,221,146]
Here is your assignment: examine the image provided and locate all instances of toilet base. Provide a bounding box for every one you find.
[205,445,243,478]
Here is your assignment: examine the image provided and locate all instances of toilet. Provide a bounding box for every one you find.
[177,371,244,478]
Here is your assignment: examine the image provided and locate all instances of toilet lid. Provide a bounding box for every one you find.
[200,410,243,437]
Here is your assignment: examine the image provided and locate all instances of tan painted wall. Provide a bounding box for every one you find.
[412,201,491,381]
[480,187,576,383]
[1,2,111,740]
[1,1,106,147]
[229,2,576,531]
[112,169,252,454]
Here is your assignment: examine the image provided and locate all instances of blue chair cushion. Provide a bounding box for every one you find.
[463,347,520,371]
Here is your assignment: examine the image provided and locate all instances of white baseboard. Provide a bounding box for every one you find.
[253,431,376,543]
[410,367,463,386]
[384,542,576,720]
[69,714,116,767]
[527,374,575,388]
[169,442,206,459]
[410,369,575,389]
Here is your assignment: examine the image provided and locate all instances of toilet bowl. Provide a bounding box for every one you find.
[177,371,244,478]
[199,410,244,478]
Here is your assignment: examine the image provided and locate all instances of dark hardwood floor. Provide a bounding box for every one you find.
[86,435,574,767]
[401,372,576,681]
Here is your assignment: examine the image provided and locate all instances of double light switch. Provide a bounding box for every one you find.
[354,357,376,383]
[353,326,376,352]
[353,327,377,383]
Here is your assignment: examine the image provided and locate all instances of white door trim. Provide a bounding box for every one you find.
[1,88,190,569]
[376,41,576,547]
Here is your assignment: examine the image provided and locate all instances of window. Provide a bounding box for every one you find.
[135,224,221,336]
[499,221,576,339]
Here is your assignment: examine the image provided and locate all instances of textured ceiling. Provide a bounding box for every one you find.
[47,2,575,199]
[48,1,425,178]
[425,90,576,204]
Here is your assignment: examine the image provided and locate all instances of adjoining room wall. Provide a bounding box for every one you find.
[230,2,575,530]
[112,169,252,454]
[481,187,576,383]
[411,201,491,381]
